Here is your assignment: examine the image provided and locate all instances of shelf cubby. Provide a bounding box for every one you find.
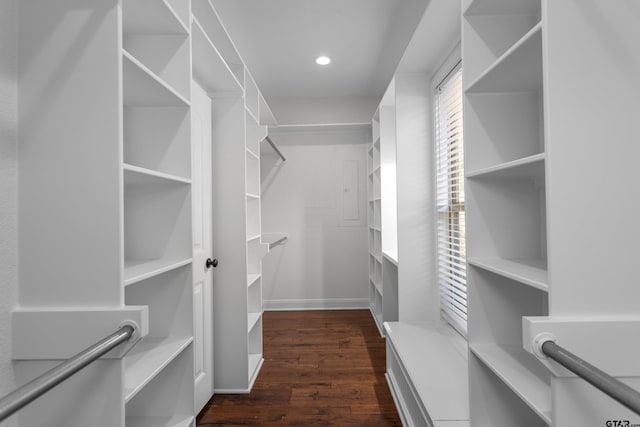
[125,343,194,423]
[466,176,546,262]
[246,196,260,239]
[465,22,542,93]
[123,51,189,107]
[123,35,190,101]
[191,16,243,93]
[469,354,549,426]
[248,318,263,381]
[246,151,260,195]
[191,0,245,87]
[123,181,191,267]
[463,11,540,83]
[123,107,191,178]
[465,91,544,172]
[124,266,193,401]
[245,71,260,122]
[470,343,551,424]
[467,268,549,400]
[122,0,189,36]
[245,109,266,156]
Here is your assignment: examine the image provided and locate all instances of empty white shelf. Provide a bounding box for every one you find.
[471,343,551,425]
[123,0,188,35]
[123,50,189,107]
[468,258,548,291]
[124,336,193,402]
[465,22,542,93]
[124,163,191,185]
[466,153,545,179]
[247,274,261,287]
[191,17,243,93]
[125,415,194,427]
[124,258,192,287]
[247,312,262,332]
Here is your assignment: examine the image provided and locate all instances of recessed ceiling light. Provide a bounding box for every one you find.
[315,55,331,66]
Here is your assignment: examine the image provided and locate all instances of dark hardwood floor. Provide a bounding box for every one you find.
[197,309,402,426]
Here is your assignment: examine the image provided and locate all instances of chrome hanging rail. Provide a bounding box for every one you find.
[268,236,288,250]
[0,325,136,422]
[541,340,640,415]
[264,136,286,161]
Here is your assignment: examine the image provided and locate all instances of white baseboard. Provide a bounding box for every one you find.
[263,298,369,311]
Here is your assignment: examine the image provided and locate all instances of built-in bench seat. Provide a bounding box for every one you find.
[384,321,470,427]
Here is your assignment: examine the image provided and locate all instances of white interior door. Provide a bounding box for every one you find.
[192,81,214,411]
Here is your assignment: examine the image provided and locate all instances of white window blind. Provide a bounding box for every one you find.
[435,64,466,335]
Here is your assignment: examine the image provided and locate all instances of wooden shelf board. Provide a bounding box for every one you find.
[124,336,193,402]
[371,278,383,295]
[468,258,548,291]
[191,17,243,93]
[125,415,194,427]
[123,50,189,107]
[123,0,188,35]
[465,22,542,93]
[246,193,260,199]
[247,311,262,332]
[466,153,544,179]
[464,0,540,16]
[470,343,551,424]
[124,258,192,286]
[123,163,191,185]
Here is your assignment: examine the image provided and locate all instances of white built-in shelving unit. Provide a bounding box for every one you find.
[463,0,550,424]
[17,0,277,424]
[121,0,195,424]
[200,0,271,389]
[464,0,640,424]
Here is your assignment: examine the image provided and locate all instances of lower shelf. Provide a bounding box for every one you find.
[470,343,551,424]
[126,415,194,427]
[248,353,263,385]
[124,257,192,286]
[124,336,193,402]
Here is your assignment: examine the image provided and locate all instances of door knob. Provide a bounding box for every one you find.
[206,258,218,269]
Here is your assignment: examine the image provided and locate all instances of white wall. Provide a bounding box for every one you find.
[268,96,379,126]
[260,130,370,310]
[0,0,18,424]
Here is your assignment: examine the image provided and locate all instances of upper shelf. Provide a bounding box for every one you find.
[465,22,542,93]
[191,0,244,86]
[123,50,189,107]
[122,0,189,35]
[191,17,243,93]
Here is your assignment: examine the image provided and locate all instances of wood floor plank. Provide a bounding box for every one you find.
[197,310,401,426]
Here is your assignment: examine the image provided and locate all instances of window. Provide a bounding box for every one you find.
[435,63,466,335]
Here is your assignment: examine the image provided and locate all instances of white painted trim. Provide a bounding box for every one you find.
[263,298,369,311]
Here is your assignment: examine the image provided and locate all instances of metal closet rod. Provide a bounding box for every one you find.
[264,136,286,161]
[541,340,640,416]
[0,325,135,422]
[268,236,288,249]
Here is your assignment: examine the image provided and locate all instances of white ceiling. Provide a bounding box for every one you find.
[211,0,429,102]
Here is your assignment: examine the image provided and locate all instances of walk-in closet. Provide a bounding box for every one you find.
[1,0,639,426]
